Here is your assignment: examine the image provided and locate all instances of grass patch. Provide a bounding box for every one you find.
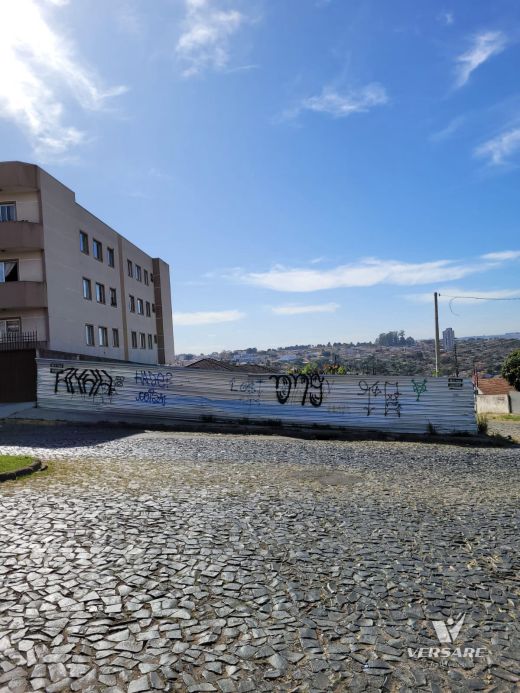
[0,455,34,474]
[487,413,520,422]
[477,414,488,434]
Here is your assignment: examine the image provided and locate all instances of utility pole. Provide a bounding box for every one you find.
[434,292,441,377]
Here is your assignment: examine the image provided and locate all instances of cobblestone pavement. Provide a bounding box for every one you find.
[0,424,519,693]
[487,418,520,444]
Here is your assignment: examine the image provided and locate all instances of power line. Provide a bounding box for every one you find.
[438,293,520,316]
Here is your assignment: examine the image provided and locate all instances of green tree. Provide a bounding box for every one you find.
[501,349,520,390]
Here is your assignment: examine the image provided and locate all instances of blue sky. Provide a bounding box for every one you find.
[2,0,520,354]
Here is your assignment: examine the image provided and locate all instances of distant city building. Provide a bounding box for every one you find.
[443,327,455,351]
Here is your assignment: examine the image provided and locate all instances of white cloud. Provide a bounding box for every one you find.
[475,127,520,166]
[175,310,245,326]
[0,0,126,158]
[176,0,245,76]
[438,11,454,26]
[454,31,507,88]
[405,287,520,304]
[235,256,495,293]
[286,84,388,120]
[272,303,340,315]
[430,115,465,142]
[481,250,520,261]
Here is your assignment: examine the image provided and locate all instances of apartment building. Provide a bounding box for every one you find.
[443,327,455,352]
[0,161,174,365]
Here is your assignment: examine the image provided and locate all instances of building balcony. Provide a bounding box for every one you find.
[0,221,44,251]
[0,281,47,309]
[0,162,39,192]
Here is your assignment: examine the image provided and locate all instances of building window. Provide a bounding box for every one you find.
[112,328,120,348]
[154,334,158,344]
[135,265,142,282]
[110,287,117,307]
[150,274,154,284]
[107,247,115,267]
[144,269,149,285]
[79,230,89,254]
[95,282,105,304]
[0,318,21,337]
[85,324,94,346]
[131,331,138,349]
[0,261,19,283]
[137,298,144,315]
[140,332,146,349]
[93,239,103,262]
[82,277,92,300]
[0,202,16,222]
[127,259,133,278]
[147,333,153,349]
[98,326,108,347]
[145,301,151,317]
[129,295,135,312]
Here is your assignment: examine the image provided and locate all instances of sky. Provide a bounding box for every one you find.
[1,0,520,354]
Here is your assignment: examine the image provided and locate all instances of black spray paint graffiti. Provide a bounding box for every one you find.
[269,374,326,407]
[412,378,428,401]
[358,380,402,417]
[357,380,382,416]
[54,368,123,398]
[384,381,401,417]
[229,377,263,404]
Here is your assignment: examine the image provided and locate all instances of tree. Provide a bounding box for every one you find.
[502,349,520,391]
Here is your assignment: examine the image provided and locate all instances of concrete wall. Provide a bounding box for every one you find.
[476,394,510,414]
[120,236,158,364]
[37,168,169,364]
[17,251,44,282]
[0,191,40,223]
[510,391,520,414]
[152,257,175,364]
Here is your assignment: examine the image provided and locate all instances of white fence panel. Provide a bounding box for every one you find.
[37,359,477,435]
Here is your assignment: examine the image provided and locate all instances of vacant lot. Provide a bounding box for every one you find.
[0,424,518,692]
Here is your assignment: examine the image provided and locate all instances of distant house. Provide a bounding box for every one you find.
[475,377,519,414]
[278,354,298,362]
[185,357,274,374]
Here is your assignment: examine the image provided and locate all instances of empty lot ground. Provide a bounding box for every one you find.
[0,424,518,692]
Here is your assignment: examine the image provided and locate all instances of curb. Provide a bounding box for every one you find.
[0,459,45,482]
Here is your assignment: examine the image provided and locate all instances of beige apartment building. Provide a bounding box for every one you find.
[0,162,174,365]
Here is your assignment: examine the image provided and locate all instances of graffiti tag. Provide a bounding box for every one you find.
[384,381,401,417]
[269,374,326,407]
[230,377,263,403]
[54,368,122,399]
[135,370,172,389]
[358,380,401,417]
[136,388,167,406]
[357,379,382,416]
[412,378,428,401]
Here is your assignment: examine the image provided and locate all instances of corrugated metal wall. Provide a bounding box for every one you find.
[37,358,477,434]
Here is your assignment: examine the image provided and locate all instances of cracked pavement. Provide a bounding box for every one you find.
[0,424,519,692]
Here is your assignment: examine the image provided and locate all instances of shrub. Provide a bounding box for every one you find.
[477,414,488,434]
[502,349,520,391]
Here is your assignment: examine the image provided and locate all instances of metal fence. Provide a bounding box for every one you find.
[36,358,477,434]
[0,331,41,351]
